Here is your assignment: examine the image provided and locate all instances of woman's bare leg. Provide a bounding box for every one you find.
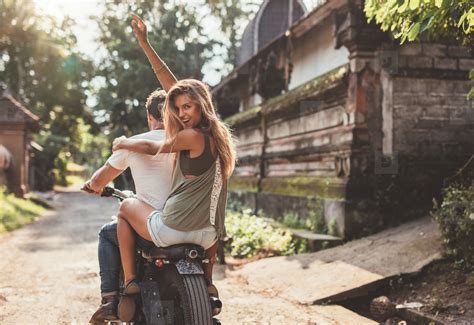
[117,198,155,284]
[117,214,137,284]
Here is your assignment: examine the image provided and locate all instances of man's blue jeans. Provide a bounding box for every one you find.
[98,220,154,295]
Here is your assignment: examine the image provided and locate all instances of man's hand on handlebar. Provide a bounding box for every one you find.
[81,180,102,195]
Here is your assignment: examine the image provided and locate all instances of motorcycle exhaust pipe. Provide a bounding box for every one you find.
[210,296,222,316]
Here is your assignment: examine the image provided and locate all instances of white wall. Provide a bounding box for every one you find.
[289,17,349,90]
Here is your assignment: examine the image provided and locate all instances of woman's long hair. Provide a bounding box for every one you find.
[163,79,236,180]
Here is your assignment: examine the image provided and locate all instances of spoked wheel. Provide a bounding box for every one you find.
[159,266,212,325]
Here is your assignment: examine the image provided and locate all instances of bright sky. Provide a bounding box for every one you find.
[33,0,321,86]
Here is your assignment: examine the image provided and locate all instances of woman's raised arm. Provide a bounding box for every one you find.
[131,13,178,92]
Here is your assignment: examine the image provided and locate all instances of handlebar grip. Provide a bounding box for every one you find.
[101,186,115,197]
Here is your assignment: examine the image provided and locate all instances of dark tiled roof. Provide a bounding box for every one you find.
[237,18,257,66]
[0,95,40,128]
[237,0,307,66]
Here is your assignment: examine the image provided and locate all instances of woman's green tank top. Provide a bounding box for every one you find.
[160,152,227,239]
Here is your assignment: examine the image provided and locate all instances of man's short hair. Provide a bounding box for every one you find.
[145,89,167,121]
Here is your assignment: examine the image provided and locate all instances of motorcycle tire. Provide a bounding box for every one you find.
[159,267,212,325]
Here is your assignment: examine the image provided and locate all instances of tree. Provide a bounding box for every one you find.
[0,0,96,189]
[365,0,473,99]
[365,0,473,45]
[206,0,260,70]
[93,1,219,140]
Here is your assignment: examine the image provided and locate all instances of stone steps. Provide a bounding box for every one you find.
[266,218,343,252]
[290,228,343,251]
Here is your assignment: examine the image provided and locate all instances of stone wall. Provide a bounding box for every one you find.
[289,16,349,90]
[228,66,350,235]
[367,42,474,227]
[223,2,473,239]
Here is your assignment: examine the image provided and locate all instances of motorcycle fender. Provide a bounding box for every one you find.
[140,281,167,325]
[173,259,204,275]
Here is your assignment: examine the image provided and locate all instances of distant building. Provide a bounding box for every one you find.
[0,92,40,197]
[214,0,474,238]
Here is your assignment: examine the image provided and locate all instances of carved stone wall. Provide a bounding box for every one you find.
[224,1,473,239]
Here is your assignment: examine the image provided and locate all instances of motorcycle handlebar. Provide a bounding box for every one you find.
[101,186,130,201]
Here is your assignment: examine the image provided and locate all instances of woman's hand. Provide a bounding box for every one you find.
[112,136,127,152]
[131,13,148,44]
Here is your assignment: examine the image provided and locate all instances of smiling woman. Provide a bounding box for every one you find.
[110,77,236,322]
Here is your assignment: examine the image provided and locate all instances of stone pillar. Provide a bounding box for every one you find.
[332,1,389,237]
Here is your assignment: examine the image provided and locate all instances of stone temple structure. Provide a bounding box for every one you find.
[213,0,474,238]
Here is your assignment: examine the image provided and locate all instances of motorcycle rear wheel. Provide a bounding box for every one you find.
[159,267,212,325]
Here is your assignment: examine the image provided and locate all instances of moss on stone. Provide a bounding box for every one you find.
[229,176,259,193]
[225,65,348,127]
[225,105,261,126]
[260,176,346,200]
[262,65,348,116]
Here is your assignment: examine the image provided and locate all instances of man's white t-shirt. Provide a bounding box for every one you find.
[107,130,173,211]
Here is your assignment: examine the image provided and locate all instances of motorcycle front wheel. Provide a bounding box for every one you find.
[159,266,212,325]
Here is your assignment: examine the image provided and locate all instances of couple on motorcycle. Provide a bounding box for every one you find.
[83,14,236,323]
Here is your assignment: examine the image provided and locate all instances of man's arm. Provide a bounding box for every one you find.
[131,13,178,92]
[83,163,123,194]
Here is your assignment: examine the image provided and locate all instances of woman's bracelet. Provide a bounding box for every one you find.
[153,64,168,74]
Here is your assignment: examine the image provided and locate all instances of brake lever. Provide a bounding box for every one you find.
[101,186,115,197]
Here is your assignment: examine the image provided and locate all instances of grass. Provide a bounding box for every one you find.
[66,162,86,173]
[225,203,308,258]
[0,187,47,233]
[66,174,86,186]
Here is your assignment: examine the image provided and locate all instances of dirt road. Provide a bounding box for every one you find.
[0,191,319,325]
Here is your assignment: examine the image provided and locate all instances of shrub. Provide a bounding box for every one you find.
[281,211,307,229]
[225,208,306,258]
[0,187,46,232]
[432,183,474,270]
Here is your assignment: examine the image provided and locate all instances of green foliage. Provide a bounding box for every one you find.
[328,219,338,237]
[365,0,473,45]
[469,69,474,100]
[93,1,219,140]
[307,200,328,234]
[225,207,307,258]
[281,200,329,234]
[0,0,97,190]
[282,211,308,229]
[206,0,260,69]
[0,187,46,233]
[432,183,474,269]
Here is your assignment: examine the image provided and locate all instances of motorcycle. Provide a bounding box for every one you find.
[99,186,222,325]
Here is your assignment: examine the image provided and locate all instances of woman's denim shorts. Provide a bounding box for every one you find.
[146,210,217,250]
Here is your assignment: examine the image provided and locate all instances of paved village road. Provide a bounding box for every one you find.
[0,190,321,325]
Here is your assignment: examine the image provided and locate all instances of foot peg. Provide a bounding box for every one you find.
[210,296,222,316]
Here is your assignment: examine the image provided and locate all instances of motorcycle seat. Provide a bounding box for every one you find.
[142,244,205,260]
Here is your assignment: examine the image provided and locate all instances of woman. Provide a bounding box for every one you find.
[112,78,236,320]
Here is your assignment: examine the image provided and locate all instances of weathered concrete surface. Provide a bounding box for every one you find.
[0,190,377,324]
[238,216,442,305]
[310,305,378,325]
[215,264,378,324]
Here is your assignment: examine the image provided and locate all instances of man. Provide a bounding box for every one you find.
[83,89,174,323]
[85,13,220,322]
